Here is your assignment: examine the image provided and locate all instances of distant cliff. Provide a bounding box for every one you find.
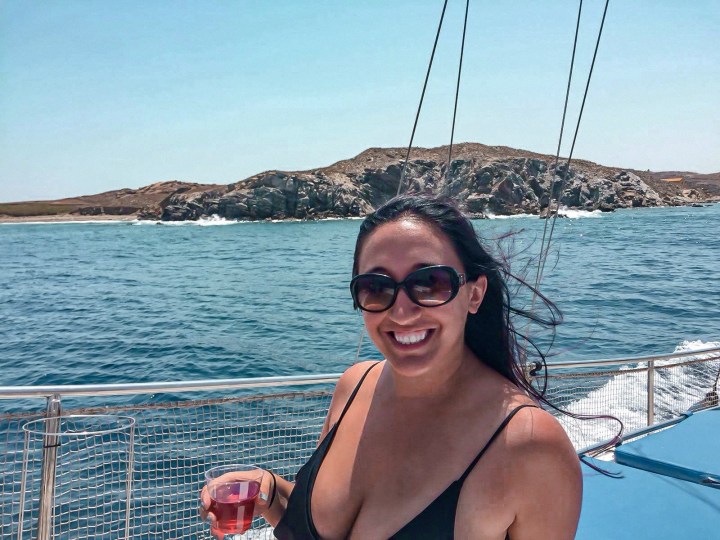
[143,144,715,221]
[2,143,717,222]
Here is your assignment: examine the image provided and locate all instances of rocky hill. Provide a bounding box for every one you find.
[2,143,717,222]
[0,181,219,220]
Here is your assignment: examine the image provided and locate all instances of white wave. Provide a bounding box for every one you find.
[557,207,603,219]
[131,220,163,226]
[132,215,363,226]
[197,215,239,226]
[482,208,602,220]
[557,339,720,449]
[484,212,535,220]
[268,216,364,223]
[673,339,720,354]
[270,218,303,223]
[132,215,246,226]
[318,216,364,222]
[157,221,196,226]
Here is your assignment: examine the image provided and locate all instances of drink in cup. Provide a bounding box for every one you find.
[205,464,264,538]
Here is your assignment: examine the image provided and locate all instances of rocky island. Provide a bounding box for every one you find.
[2,143,718,222]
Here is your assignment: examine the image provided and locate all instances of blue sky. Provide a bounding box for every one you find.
[1,1,718,202]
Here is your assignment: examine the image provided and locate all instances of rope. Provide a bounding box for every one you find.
[532,0,583,293]
[396,0,450,196]
[534,0,610,290]
[353,325,365,364]
[364,0,449,363]
[445,0,471,188]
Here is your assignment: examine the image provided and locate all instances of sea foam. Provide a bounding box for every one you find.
[132,215,243,226]
[558,339,720,449]
[484,212,535,220]
[557,207,603,219]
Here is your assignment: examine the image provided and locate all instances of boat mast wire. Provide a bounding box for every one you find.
[445,0,470,187]
[357,0,453,364]
[532,0,583,295]
[396,0,449,197]
[533,0,610,292]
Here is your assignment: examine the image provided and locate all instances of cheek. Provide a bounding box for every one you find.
[361,313,393,352]
[442,297,473,333]
[361,312,383,334]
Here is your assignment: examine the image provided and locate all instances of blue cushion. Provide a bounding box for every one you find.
[577,457,720,539]
[615,407,720,488]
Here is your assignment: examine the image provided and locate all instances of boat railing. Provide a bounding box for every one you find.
[1,346,719,539]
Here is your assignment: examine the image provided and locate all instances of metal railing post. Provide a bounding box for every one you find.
[647,360,655,426]
[124,421,135,540]
[37,394,62,540]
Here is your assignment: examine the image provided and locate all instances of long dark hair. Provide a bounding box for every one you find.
[352,193,558,402]
[352,194,623,465]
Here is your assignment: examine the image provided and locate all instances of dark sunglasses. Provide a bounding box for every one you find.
[350,265,467,313]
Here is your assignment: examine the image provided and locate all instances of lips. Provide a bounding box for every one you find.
[390,329,432,346]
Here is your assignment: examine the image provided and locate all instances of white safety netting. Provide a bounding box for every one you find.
[2,347,719,539]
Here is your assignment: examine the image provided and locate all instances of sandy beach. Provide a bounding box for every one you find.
[0,214,139,224]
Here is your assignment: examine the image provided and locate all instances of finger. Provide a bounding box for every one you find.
[255,472,272,511]
[206,511,217,526]
[200,487,211,509]
[256,491,269,513]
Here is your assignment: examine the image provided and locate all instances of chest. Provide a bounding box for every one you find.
[310,404,514,539]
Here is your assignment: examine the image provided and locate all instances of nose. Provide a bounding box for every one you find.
[388,286,421,322]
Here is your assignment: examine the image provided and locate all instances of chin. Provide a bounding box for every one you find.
[382,349,438,377]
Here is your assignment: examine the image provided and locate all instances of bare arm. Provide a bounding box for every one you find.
[264,361,378,525]
[506,408,582,540]
[201,361,379,528]
[318,361,379,442]
[258,472,294,527]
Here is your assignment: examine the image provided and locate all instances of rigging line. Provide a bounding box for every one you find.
[532,0,583,294]
[353,325,366,363]
[360,1,449,363]
[522,0,583,350]
[444,0,471,190]
[537,0,610,290]
[396,0,450,197]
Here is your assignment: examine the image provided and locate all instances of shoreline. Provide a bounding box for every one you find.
[1,202,717,225]
[0,214,139,224]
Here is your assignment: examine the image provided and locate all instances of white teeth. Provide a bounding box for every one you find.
[393,330,428,345]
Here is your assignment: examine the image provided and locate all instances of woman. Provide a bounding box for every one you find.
[203,194,582,539]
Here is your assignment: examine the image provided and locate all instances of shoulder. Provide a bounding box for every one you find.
[457,403,581,538]
[504,405,574,449]
[324,361,381,430]
[502,406,582,538]
[502,405,580,479]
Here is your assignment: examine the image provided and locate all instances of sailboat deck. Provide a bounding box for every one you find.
[614,406,720,487]
[578,406,720,539]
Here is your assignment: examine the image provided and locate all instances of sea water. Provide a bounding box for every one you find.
[1,204,718,395]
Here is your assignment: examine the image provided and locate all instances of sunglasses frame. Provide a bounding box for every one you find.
[350,265,467,313]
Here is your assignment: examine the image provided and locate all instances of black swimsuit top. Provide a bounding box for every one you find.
[274,362,534,540]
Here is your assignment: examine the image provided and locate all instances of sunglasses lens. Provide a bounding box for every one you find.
[407,267,457,306]
[352,275,396,312]
[351,266,461,312]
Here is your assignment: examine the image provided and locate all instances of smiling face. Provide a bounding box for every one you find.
[355,217,487,378]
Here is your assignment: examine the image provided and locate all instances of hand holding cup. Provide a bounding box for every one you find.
[201,465,270,539]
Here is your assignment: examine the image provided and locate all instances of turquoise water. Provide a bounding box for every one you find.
[1,205,719,389]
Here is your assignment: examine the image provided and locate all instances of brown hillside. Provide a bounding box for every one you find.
[1,144,717,221]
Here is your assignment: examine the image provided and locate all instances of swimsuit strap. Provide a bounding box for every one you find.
[459,404,538,483]
[333,361,382,428]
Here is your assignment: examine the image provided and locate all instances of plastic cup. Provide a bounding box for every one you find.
[205,464,264,539]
